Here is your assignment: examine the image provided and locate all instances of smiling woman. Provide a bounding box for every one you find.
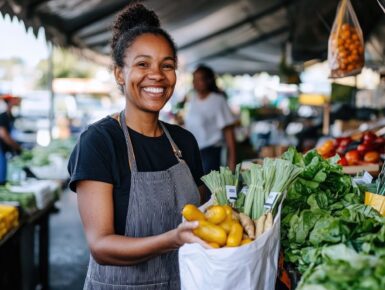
[67,3,207,290]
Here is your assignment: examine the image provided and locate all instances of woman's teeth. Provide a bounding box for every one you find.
[143,87,164,93]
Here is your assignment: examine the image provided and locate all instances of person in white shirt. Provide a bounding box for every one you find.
[184,65,236,176]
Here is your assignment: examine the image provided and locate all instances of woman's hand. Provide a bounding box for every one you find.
[173,221,211,249]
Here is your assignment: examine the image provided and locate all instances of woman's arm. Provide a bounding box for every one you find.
[77,180,208,266]
[223,125,236,171]
[0,127,21,153]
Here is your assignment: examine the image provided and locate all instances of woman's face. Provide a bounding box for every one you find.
[192,70,209,94]
[115,33,177,113]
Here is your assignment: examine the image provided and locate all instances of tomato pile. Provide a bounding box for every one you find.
[317,131,385,166]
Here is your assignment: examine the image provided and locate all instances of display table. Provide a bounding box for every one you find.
[342,163,380,175]
[0,182,62,290]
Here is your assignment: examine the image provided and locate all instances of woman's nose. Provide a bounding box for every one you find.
[147,66,165,81]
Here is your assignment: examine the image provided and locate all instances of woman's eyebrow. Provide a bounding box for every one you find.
[133,55,176,61]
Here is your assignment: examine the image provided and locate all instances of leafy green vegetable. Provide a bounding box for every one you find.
[297,244,385,290]
[280,147,385,273]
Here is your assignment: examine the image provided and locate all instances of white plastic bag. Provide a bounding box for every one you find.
[179,204,281,290]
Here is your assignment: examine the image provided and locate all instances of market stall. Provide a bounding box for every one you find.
[0,138,74,290]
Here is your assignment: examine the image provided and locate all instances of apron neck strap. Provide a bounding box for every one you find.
[118,111,184,172]
[119,110,138,172]
[159,121,183,161]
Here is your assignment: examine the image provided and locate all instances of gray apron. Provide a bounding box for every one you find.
[83,111,200,289]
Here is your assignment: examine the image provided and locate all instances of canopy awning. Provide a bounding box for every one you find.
[1,0,384,74]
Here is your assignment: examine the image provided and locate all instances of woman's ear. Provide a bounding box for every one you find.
[114,66,125,86]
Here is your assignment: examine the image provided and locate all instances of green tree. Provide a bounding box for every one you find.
[36,47,101,88]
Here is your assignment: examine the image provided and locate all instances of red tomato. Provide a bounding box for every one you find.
[345,150,360,165]
[338,156,348,166]
[374,137,385,145]
[363,151,380,163]
[357,143,376,155]
[317,140,335,157]
[357,144,368,154]
[362,131,377,143]
[323,140,335,151]
[336,145,347,155]
[339,137,352,147]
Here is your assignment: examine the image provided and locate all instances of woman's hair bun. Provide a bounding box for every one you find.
[112,3,160,49]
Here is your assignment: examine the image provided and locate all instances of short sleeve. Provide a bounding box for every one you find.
[67,126,114,192]
[216,97,235,130]
[191,136,204,187]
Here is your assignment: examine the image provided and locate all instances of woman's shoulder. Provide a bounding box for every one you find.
[162,122,197,142]
[209,92,227,102]
[79,116,121,143]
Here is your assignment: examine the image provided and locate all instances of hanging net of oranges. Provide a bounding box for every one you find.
[328,0,364,78]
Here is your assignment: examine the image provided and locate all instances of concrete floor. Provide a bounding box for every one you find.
[49,189,88,290]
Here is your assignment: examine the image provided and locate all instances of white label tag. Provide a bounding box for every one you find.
[354,171,374,185]
[353,178,365,185]
[240,186,248,196]
[264,191,280,210]
[225,185,237,201]
[363,171,373,184]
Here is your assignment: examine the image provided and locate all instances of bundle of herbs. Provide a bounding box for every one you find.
[376,162,385,195]
[241,158,302,220]
[201,166,238,205]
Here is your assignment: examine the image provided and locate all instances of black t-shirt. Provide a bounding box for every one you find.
[68,116,203,235]
[0,112,14,152]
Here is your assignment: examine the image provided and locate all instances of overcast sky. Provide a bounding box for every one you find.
[0,12,49,66]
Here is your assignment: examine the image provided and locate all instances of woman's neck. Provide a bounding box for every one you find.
[124,106,162,137]
[197,91,210,99]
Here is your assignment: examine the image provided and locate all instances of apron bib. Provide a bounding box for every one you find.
[84,111,200,289]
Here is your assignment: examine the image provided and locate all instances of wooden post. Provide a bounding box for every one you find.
[48,43,54,142]
[323,103,331,136]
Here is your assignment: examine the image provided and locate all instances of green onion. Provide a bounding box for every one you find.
[201,167,237,205]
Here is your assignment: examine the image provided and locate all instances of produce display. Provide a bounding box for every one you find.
[280,147,385,288]
[0,204,19,240]
[316,131,385,166]
[0,186,37,215]
[363,163,385,216]
[8,138,75,182]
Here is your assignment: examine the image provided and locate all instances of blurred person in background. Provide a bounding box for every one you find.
[184,65,237,175]
[0,95,22,185]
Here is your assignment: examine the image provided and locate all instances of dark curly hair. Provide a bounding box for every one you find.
[111,3,177,68]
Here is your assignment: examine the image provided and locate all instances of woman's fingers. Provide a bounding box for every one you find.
[179,221,199,231]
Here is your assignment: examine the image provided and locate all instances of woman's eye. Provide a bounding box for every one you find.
[137,62,149,68]
[162,63,176,70]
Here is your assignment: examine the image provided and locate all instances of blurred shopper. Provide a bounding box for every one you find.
[184,65,237,174]
[67,3,208,289]
[0,95,22,185]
